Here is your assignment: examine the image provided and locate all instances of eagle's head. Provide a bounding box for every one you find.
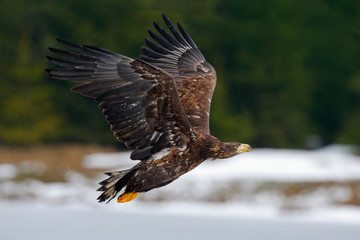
[216,142,252,159]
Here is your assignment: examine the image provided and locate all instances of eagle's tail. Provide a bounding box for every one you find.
[96,169,136,203]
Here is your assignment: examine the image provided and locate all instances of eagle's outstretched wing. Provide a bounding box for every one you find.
[47,39,193,160]
[140,14,217,134]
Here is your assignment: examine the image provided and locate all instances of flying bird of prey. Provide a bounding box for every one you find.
[46,13,252,203]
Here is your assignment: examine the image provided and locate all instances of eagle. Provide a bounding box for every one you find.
[46,13,252,203]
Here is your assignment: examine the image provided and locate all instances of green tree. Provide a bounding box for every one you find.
[0,0,359,147]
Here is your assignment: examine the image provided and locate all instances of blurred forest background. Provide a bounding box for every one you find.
[0,0,359,149]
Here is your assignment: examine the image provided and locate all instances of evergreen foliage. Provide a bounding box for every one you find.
[0,0,359,147]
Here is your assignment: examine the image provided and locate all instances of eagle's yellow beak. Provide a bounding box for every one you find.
[237,144,252,153]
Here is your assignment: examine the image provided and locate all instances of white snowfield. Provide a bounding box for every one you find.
[1,145,360,240]
[83,144,360,182]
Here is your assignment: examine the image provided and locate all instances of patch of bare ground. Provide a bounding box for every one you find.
[262,181,360,207]
[220,181,360,207]
[139,180,360,207]
[0,144,117,182]
[1,145,359,207]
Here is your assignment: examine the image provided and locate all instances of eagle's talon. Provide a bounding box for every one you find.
[117,192,139,203]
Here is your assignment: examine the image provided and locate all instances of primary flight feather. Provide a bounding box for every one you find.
[46,13,252,203]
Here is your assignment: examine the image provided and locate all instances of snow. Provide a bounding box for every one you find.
[0,163,18,179]
[83,144,360,181]
[83,151,133,169]
[1,202,360,240]
[1,145,360,240]
[178,145,360,182]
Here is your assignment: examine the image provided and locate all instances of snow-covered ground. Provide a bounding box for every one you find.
[83,144,360,182]
[1,145,360,240]
[1,201,360,240]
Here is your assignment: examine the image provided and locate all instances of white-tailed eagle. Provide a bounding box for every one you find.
[46,13,252,203]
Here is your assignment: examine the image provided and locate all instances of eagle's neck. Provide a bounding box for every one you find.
[195,134,238,160]
[214,142,239,159]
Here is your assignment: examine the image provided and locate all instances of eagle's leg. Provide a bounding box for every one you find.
[117,192,139,203]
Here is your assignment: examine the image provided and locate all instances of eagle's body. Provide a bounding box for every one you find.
[47,14,252,203]
[125,133,234,193]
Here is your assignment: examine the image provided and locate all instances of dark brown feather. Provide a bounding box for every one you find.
[140,13,217,134]
[47,39,193,160]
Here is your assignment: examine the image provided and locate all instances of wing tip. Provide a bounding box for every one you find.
[153,20,161,30]
[161,13,169,21]
[56,38,70,46]
[48,47,56,53]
